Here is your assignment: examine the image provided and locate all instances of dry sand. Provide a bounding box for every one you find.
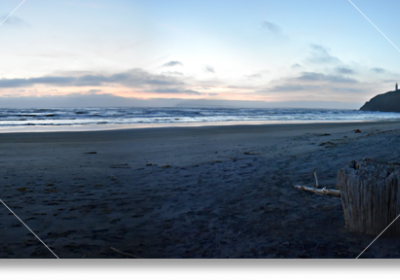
[1,121,400,258]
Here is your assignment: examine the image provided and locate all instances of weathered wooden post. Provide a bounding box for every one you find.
[337,158,400,236]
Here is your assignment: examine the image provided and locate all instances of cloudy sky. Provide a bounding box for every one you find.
[1,0,400,108]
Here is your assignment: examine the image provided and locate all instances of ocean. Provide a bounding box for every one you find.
[0,107,399,130]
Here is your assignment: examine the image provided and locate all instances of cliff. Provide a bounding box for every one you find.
[359,90,400,112]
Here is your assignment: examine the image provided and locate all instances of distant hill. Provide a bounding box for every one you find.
[360,90,400,113]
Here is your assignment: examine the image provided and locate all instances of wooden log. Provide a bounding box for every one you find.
[337,158,400,236]
[294,185,341,197]
[294,169,341,197]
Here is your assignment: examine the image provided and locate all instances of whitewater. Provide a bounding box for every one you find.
[0,107,399,128]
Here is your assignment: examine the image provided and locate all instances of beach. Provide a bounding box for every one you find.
[1,121,400,258]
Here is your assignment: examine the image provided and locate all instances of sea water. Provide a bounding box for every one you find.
[0,107,399,129]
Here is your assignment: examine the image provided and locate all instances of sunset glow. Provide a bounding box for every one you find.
[1,0,400,108]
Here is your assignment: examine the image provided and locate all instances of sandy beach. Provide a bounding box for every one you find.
[1,121,400,258]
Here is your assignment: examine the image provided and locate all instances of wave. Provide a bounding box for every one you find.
[0,107,399,127]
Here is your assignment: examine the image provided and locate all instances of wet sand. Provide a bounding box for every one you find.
[1,121,400,258]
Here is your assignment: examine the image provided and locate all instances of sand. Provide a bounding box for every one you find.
[1,121,400,258]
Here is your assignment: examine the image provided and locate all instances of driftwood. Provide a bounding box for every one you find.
[294,169,341,197]
[294,185,341,197]
[337,158,400,236]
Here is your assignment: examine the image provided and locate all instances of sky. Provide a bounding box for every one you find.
[1,0,400,108]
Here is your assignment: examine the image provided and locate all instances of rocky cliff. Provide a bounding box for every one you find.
[359,90,400,112]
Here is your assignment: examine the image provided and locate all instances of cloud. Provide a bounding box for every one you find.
[227,85,257,90]
[307,44,340,64]
[334,66,356,75]
[86,89,102,94]
[258,70,362,95]
[266,84,322,92]
[245,73,262,79]
[162,61,183,67]
[205,66,215,73]
[245,70,269,79]
[260,82,365,96]
[146,88,202,95]
[161,71,183,76]
[291,63,301,69]
[297,72,358,83]
[383,79,398,84]
[0,69,184,88]
[370,67,385,73]
[0,77,75,88]
[330,87,365,93]
[262,21,282,34]
[0,93,177,108]
[0,69,215,96]
[0,14,28,27]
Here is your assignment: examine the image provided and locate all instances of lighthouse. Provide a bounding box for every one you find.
[396,83,398,91]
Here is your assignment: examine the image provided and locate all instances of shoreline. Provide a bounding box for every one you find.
[1,120,400,258]
[0,118,400,134]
